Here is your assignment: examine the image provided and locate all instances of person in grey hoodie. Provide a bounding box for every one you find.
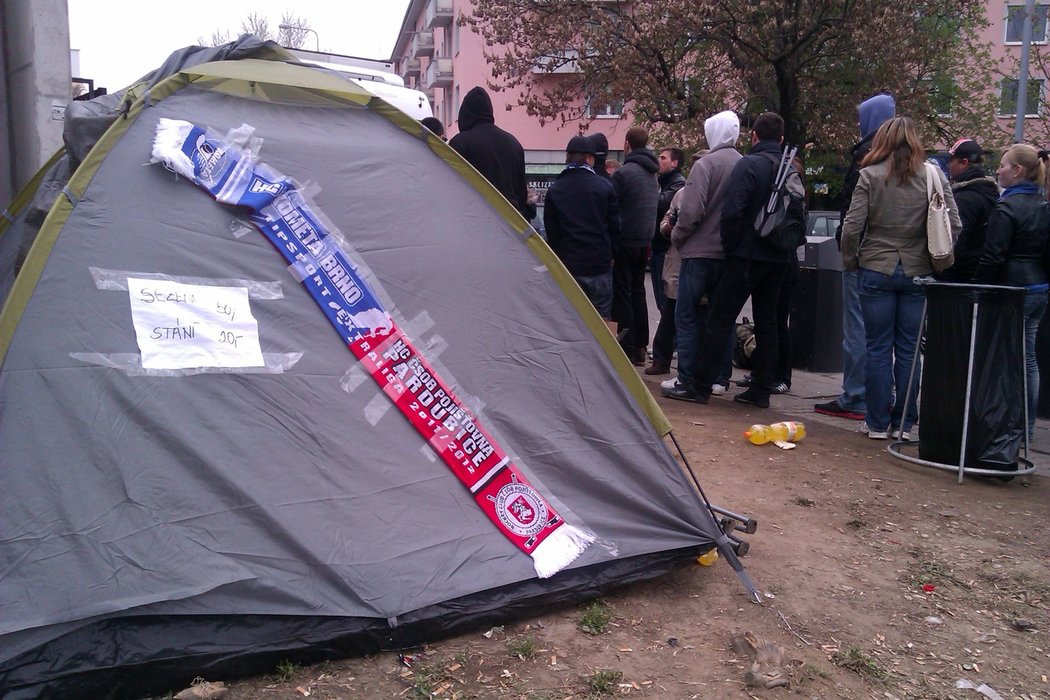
[662,110,741,394]
[611,126,660,365]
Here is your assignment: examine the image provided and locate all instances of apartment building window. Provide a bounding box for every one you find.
[922,76,955,117]
[999,77,1044,116]
[585,95,625,118]
[1005,4,1049,43]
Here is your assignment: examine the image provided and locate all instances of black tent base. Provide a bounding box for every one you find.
[1,547,705,699]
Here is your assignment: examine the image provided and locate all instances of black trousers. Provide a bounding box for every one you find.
[612,245,650,353]
[691,257,787,398]
[774,262,799,386]
[652,297,676,366]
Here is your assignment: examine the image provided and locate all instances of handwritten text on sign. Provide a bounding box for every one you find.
[127,278,265,369]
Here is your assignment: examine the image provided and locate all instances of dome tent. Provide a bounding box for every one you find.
[0,42,751,698]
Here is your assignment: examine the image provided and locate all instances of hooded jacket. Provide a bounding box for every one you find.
[940,166,1000,282]
[611,147,660,247]
[671,110,741,259]
[449,87,534,220]
[835,94,896,244]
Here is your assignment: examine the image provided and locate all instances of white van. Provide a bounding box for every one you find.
[287,49,433,121]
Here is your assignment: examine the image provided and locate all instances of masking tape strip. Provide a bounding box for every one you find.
[69,351,303,376]
[89,266,284,299]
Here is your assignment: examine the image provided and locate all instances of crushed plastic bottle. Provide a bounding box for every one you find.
[744,421,806,445]
[697,549,719,566]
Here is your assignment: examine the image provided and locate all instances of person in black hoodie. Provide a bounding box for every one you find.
[940,138,999,282]
[665,112,800,408]
[646,147,686,375]
[544,136,621,319]
[611,126,660,365]
[449,86,535,221]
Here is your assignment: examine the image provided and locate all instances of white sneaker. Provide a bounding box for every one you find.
[661,377,681,391]
[861,423,888,440]
[892,429,912,442]
[711,383,728,396]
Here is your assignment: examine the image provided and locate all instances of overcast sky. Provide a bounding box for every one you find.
[68,1,411,91]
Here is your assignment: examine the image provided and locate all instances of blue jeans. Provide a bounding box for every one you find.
[675,257,725,386]
[839,269,867,412]
[574,272,613,320]
[859,265,925,433]
[1024,291,1047,439]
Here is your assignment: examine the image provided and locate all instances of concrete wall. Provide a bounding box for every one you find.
[1,0,70,206]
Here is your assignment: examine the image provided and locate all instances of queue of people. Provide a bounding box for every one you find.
[436,86,1050,440]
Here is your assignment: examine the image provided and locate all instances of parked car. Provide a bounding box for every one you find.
[807,210,840,238]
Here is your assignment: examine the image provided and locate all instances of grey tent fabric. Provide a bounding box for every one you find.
[0,57,727,698]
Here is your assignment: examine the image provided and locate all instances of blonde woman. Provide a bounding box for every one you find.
[841,116,961,440]
[973,144,1050,439]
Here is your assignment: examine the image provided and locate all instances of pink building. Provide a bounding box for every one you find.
[391,0,634,199]
[982,2,1050,144]
[391,0,1050,173]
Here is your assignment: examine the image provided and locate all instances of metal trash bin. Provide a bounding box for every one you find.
[790,234,843,372]
[917,282,1027,474]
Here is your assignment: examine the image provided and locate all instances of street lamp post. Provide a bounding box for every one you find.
[279,24,320,52]
[1014,0,1036,143]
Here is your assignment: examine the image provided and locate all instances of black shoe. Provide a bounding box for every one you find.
[770,381,790,395]
[662,385,710,404]
[733,388,770,408]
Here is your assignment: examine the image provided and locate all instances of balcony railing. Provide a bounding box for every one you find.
[411,30,435,58]
[425,57,454,90]
[402,58,421,79]
[425,0,454,29]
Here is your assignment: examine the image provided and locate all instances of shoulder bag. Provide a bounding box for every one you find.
[925,163,955,273]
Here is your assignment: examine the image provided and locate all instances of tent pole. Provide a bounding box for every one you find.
[669,431,762,603]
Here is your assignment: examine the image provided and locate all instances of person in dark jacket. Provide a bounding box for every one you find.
[646,147,687,375]
[611,126,660,365]
[974,144,1050,439]
[588,133,612,181]
[544,136,621,319]
[814,93,895,421]
[449,86,535,221]
[940,138,999,282]
[665,112,798,408]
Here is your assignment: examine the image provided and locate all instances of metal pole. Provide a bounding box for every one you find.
[1022,301,1030,459]
[1015,0,1037,143]
[957,302,981,484]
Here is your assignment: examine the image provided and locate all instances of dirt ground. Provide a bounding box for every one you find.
[209,388,1050,700]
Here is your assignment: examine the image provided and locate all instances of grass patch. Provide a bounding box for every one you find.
[845,519,867,529]
[797,662,831,684]
[905,558,970,589]
[578,600,612,635]
[508,634,537,660]
[409,662,457,699]
[832,647,888,684]
[586,669,623,695]
[793,496,815,507]
[274,660,300,681]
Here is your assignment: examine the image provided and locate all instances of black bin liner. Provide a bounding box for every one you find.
[919,283,1026,471]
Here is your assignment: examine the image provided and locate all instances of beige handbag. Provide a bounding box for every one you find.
[925,163,955,273]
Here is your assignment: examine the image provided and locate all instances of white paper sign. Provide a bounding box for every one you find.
[127,278,265,370]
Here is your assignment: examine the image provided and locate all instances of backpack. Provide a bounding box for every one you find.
[754,147,808,253]
[733,318,757,369]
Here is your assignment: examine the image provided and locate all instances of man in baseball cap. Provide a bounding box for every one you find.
[942,138,998,281]
[544,136,621,320]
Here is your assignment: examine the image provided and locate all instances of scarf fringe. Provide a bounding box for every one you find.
[531,524,594,579]
[151,118,197,179]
